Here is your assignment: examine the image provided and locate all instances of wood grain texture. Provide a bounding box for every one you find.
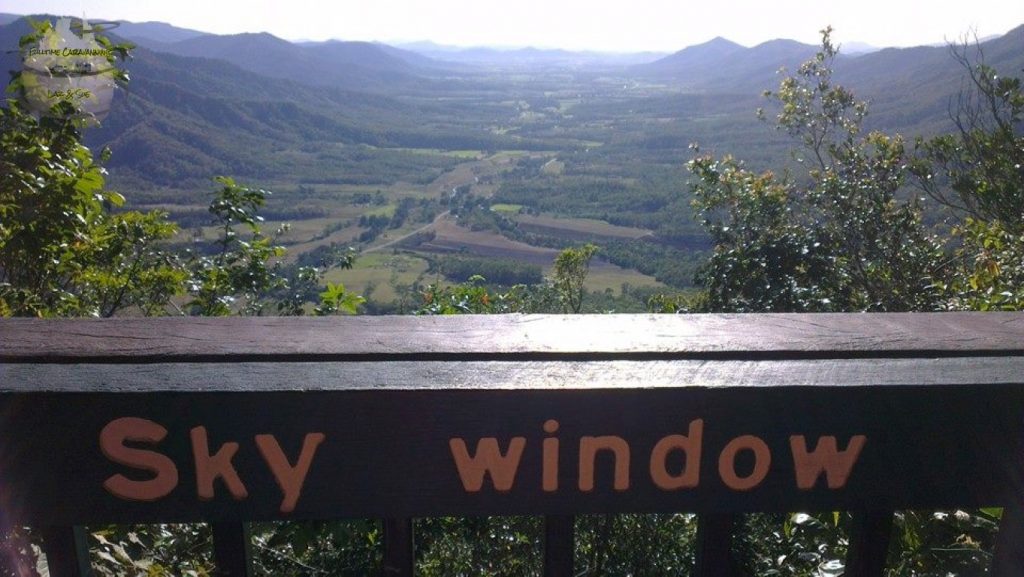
[211,523,253,577]
[693,514,739,577]
[382,518,413,577]
[845,511,894,577]
[543,515,574,577]
[991,504,1024,576]
[2,313,1023,362]
[4,357,1024,392]
[40,526,92,577]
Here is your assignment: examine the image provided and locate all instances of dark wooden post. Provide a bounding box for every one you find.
[693,514,739,577]
[382,518,414,577]
[211,523,253,577]
[845,510,893,577]
[543,515,574,577]
[991,504,1024,577]
[41,526,92,577]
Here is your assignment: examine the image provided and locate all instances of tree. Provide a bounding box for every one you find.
[553,243,598,313]
[1,63,182,317]
[690,27,945,313]
[415,244,602,316]
[185,177,288,316]
[688,152,835,312]
[415,276,542,315]
[686,28,1021,574]
[912,39,1024,233]
[911,40,1024,312]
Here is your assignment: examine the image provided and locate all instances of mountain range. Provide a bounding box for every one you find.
[2,13,1022,194]
[6,13,1020,96]
[132,31,436,91]
[637,25,1024,96]
[394,41,667,67]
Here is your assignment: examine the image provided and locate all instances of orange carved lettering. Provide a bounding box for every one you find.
[718,435,770,491]
[650,419,703,490]
[191,426,248,501]
[449,437,526,492]
[100,417,178,501]
[790,435,866,490]
[579,436,630,491]
[255,433,326,513]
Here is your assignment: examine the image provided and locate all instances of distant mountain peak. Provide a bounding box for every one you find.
[752,38,814,49]
[639,35,744,74]
[840,41,880,55]
[220,31,281,41]
[706,36,740,45]
[692,36,744,51]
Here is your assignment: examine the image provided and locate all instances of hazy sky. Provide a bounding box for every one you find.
[6,0,1023,52]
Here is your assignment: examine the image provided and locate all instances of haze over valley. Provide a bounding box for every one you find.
[3,11,1022,310]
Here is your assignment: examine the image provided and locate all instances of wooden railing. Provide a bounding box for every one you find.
[1,313,1023,576]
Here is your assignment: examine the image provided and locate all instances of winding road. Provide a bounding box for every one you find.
[362,210,451,254]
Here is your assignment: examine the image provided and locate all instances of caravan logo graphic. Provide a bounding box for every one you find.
[21,18,119,121]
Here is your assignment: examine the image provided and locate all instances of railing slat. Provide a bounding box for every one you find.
[992,504,1024,576]
[845,510,893,577]
[543,515,574,577]
[211,523,253,577]
[40,526,92,577]
[382,518,414,577]
[693,514,739,577]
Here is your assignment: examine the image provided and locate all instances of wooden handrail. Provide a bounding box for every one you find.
[1,314,1022,576]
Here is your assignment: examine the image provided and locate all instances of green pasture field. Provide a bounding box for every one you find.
[514,213,652,240]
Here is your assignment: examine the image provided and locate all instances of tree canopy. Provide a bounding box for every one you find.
[689,27,1022,316]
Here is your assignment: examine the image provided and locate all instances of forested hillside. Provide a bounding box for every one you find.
[2,14,1021,308]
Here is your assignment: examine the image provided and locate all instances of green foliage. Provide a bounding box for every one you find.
[0,99,181,317]
[415,276,547,314]
[685,28,1023,576]
[737,513,848,576]
[183,179,366,317]
[689,153,836,311]
[415,517,541,576]
[274,244,357,316]
[83,211,188,317]
[760,27,866,172]
[316,282,365,315]
[909,42,1024,313]
[689,28,945,313]
[553,243,598,313]
[940,218,1024,311]
[251,521,380,575]
[911,41,1024,233]
[89,524,212,576]
[414,243,609,315]
[646,291,707,314]
[413,514,697,576]
[185,177,287,316]
[574,514,696,575]
[887,509,1002,574]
